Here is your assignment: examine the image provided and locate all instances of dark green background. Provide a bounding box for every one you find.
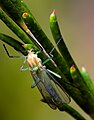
[0,0,93,120]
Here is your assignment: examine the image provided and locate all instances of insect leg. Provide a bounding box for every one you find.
[3,44,24,58]
[20,57,31,71]
[31,81,37,88]
[3,44,30,71]
[47,69,61,79]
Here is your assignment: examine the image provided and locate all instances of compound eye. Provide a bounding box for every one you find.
[31,49,35,52]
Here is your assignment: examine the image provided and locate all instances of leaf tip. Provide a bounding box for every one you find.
[70,65,75,70]
[51,9,56,16]
[22,12,28,18]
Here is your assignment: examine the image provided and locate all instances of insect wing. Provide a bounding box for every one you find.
[42,69,71,105]
[31,72,57,110]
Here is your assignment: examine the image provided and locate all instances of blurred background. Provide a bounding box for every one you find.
[0,0,94,120]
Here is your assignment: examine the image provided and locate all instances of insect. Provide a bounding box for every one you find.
[3,44,71,110]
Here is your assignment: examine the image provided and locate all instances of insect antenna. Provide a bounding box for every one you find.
[26,30,57,67]
[49,37,62,57]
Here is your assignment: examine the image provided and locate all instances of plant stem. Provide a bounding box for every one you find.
[0,33,27,55]
[80,67,94,97]
[50,10,74,67]
[60,104,86,120]
[0,8,37,50]
[70,65,94,117]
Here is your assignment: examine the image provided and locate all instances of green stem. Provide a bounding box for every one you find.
[70,65,94,116]
[0,8,37,50]
[80,67,94,97]
[60,104,86,120]
[0,33,27,55]
[49,10,75,68]
[0,0,28,28]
